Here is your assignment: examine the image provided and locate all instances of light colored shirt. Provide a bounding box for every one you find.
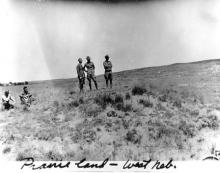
[2,95,15,104]
[84,62,95,75]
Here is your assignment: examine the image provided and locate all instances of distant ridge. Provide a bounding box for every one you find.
[170,58,220,66]
[114,58,220,74]
[3,58,220,84]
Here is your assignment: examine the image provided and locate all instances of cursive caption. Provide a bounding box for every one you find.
[20,157,177,171]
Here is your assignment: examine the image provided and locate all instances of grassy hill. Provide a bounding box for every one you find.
[1,59,220,161]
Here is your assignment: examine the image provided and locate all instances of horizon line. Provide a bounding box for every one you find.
[1,57,220,84]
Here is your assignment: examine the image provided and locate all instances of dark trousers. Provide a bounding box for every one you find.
[3,102,14,110]
[87,74,98,90]
[78,76,85,91]
[104,71,113,88]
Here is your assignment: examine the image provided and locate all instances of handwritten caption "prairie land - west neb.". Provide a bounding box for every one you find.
[20,157,177,171]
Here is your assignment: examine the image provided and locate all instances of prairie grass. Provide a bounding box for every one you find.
[0,70,220,161]
[131,85,147,96]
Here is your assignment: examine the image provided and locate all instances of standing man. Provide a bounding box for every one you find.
[84,56,98,90]
[1,90,15,110]
[103,54,113,88]
[76,58,85,93]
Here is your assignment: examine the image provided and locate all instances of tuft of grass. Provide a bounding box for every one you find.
[123,104,132,112]
[125,129,141,144]
[16,152,29,161]
[94,92,129,112]
[46,150,63,161]
[158,95,168,102]
[53,101,59,108]
[3,147,11,154]
[115,103,124,111]
[71,130,82,143]
[79,97,84,104]
[65,151,75,160]
[156,126,177,139]
[132,85,147,96]
[69,91,76,95]
[164,110,174,118]
[115,94,124,104]
[122,119,130,129]
[173,99,182,108]
[156,103,166,111]
[82,103,103,117]
[66,98,84,110]
[178,120,196,138]
[107,110,118,117]
[35,129,56,141]
[190,109,200,116]
[180,89,190,99]
[125,92,131,100]
[196,114,219,130]
[94,93,115,109]
[139,99,153,107]
[64,112,75,122]
[68,100,79,108]
[206,115,219,130]
[197,138,204,143]
[82,130,97,143]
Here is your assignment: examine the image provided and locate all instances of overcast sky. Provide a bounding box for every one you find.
[0,0,220,83]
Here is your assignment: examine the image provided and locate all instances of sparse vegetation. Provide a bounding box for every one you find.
[79,97,84,104]
[16,152,29,161]
[139,99,153,107]
[125,92,131,100]
[178,120,196,138]
[1,61,220,161]
[94,93,115,109]
[125,129,141,144]
[72,100,80,107]
[132,85,147,95]
[82,103,102,117]
[206,115,219,130]
[123,104,132,112]
[158,94,168,102]
[107,110,118,117]
[173,99,182,108]
[69,91,76,95]
[3,147,11,154]
[46,151,63,161]
[190,109,200,116]
[115,94,124,104]
[94,92,129,112]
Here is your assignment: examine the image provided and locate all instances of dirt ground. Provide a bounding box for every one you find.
[1,59,220,161]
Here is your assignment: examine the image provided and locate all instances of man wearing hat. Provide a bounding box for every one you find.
[76,58,85,92]
[84,56,98,90]
[103,55,113,88]
[1,90,15,110]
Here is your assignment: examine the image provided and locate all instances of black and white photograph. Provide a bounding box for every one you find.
[1,0,220,167]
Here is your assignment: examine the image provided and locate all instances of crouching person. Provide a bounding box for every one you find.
[19,86,33,111]
[1,90,15,110]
